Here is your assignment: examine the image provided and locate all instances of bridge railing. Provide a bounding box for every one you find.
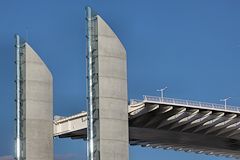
[130,99,143,105]
[131,95,240,113]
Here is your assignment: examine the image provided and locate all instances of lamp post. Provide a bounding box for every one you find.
[157,87,167,100]
[220,97,231,110]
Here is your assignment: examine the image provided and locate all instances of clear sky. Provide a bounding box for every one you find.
[1,0,240,160]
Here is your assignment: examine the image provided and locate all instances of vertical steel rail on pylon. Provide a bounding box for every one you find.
[15,34,25,160]
[15,34,22,160]
[86,6,94,160]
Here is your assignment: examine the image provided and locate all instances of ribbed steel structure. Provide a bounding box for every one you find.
[86,6,97,160]
[129,96,240,159]
[15,35,25,160]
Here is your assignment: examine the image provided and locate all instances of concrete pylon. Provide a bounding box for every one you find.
[86,7,129,160]
[17,41,53,160]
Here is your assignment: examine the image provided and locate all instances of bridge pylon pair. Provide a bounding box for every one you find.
[15,7,129,160]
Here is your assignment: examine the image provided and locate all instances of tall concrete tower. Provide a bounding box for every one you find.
[15,35,53,160]
[86,7,129,160]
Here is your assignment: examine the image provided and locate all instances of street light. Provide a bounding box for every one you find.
[220,97,231,110]
[157,86,167,99]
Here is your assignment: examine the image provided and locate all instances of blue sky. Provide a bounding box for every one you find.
[1,0,240,160]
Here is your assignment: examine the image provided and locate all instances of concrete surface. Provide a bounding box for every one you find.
[89,14,129,160]
[23,43,53,160]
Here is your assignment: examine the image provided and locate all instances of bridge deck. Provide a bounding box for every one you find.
[54,96,240,159]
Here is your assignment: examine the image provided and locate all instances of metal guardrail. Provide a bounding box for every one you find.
[130,95,240,113]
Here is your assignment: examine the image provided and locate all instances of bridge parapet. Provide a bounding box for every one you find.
[130,95,240,113]
[53,112,87,137]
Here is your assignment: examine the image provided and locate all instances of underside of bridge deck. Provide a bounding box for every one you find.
[54,101,240,159]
